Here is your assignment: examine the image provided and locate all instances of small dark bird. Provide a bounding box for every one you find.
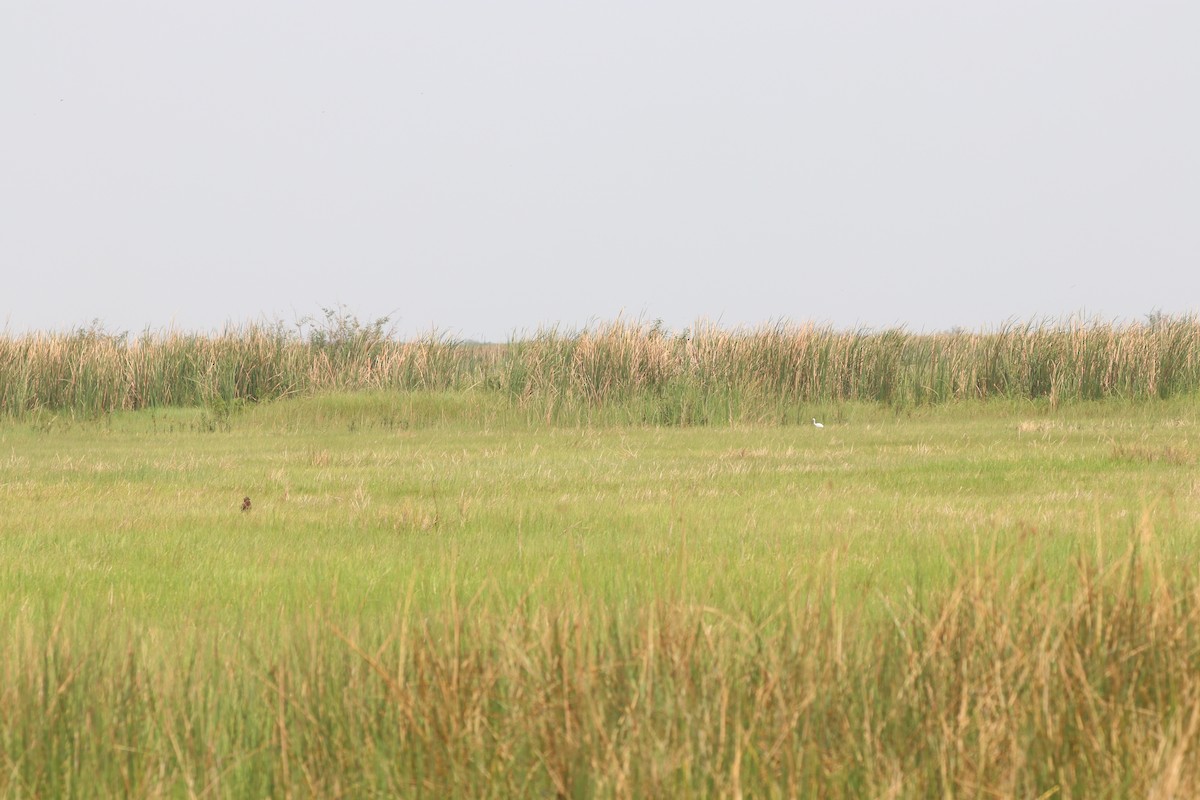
[241,496,252,512]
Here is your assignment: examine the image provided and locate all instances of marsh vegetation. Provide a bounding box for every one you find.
[2,317,1199,796]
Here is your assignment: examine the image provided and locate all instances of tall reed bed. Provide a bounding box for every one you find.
[0,324,488,417]
[3,316,1199,418]
[4,534,1198,797]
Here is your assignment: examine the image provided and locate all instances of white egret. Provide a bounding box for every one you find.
[812,418,824,428]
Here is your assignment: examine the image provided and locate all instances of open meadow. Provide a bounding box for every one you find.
[2,321,1200,796]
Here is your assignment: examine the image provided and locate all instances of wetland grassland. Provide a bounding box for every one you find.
[1,393,1199,797]
[2,319,1200,797]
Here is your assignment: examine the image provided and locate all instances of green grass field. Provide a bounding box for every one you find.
[7,393,1198,621]
[3,392,1200,796]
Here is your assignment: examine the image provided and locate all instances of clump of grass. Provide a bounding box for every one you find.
[3,315,1200,419]
[3,530,1198,797]
[1110,443,1195,466]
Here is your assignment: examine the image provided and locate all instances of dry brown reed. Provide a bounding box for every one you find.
[2,316,1199,418]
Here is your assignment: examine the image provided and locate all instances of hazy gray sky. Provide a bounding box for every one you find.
[3,2,1197,339]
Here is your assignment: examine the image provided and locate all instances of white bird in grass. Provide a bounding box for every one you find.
[812,418,824,428]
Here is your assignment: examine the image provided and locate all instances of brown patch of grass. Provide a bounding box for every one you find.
[1111,444,1196,466]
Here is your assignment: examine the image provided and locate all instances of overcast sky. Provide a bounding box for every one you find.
[2,2,1197,340]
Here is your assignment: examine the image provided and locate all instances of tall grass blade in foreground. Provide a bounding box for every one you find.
[3,536,1198,797]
